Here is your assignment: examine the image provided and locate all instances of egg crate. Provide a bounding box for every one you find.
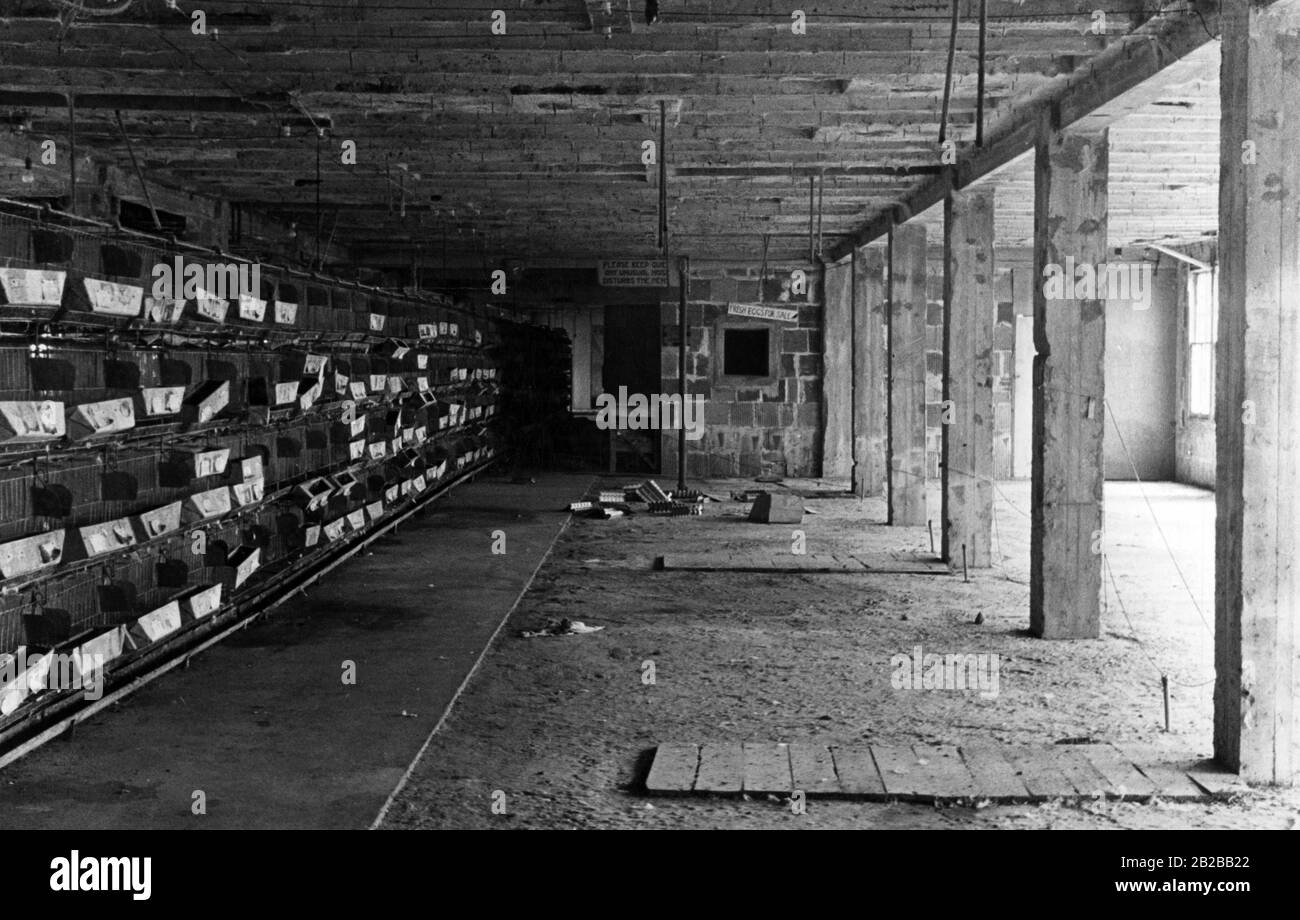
[597,490,626,504]
[671,488,707,503]
[648,500,703,516]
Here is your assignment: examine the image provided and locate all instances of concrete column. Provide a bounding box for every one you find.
[1215,0,1300,784]
[1030,122,1108,639]
[822,259,853,479]
[888,224,928,526]
[942,189,995,569]
[853,244,888,497]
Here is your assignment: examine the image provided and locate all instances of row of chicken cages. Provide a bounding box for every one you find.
[0,220,489,345]
[0,388,503,584]
[0,342,500,449]
[0,433,502,721]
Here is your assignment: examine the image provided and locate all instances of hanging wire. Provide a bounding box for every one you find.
[1103,396,1214,635]
[1104,553,1215,689]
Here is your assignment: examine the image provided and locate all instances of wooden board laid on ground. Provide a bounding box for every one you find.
[958,742,1031,799]
[657,552,948,575]
[647,740,1228,803]
[1078,742,1158,798]
[830,746,887,797]
[695,742,743,793]
[645,743,699,793]
[788,743,840,796]
[742,742,793,794]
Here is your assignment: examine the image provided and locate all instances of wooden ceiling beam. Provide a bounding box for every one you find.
[825,4,1220,260]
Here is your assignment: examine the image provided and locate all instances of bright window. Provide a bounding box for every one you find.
[1187,268,1218,417]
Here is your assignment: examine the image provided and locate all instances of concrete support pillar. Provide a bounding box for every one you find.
[1215,0,1300,784]
[942,189,995,569]
[888,223,928,526]
[1030,122,1108,639]
[822,259,853,479]
[853,244,888,497]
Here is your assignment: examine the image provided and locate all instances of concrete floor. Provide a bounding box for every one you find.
[378,477,1299,829]
[0,472,588,829]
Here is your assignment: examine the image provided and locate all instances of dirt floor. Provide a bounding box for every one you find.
[379,476,1300,829]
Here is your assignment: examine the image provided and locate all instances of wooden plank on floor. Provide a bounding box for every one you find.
[657,553,723,570]
[742,742,793,794]
[1002,745,1080,799]
[1051,745,1111,798]
[869,743,924,798]
[789,743,839,795]
[695,742,743,793]
[658,553,948,575]
[831,746,887,797]
[911,743,977,799]
[1079,743,1158,798]
[849,553,950,574]
[1185,760,1244,797]
[959,742,1031,799]
[645,743,699,793]
[1117,744,1206,799]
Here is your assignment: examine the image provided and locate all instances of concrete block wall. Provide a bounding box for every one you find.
[659,272,822,479]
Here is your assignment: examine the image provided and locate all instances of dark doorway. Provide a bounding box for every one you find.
[602,304,662,472]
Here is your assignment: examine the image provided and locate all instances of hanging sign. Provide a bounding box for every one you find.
[727,303,799,323]
[597,259,669,287]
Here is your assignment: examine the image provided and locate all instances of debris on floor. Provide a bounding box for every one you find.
[520,618,606,638]
[567,479,710,521]
[634,480,673,504]
[672,488,708,502]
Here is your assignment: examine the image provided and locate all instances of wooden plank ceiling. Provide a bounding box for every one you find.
[914,42,1220,253]
[0,0,1218,268]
